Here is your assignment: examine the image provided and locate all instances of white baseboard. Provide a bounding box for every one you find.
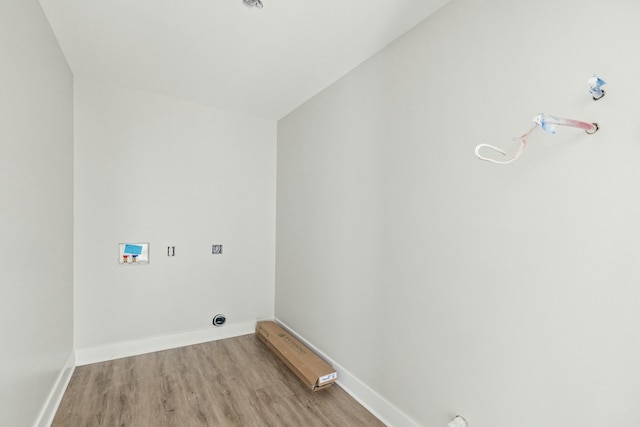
[34,351,75,427]
[38,320,417,426]
[75,320,257,366]
[275,318,421,427]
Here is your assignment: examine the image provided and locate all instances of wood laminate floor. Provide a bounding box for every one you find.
[52,334,386,427]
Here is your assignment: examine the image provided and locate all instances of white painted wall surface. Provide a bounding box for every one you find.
[0,1,74,426]
[74,80,276,352]
[276,0,640,426]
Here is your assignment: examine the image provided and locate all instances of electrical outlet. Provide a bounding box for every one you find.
[167,246,175,256]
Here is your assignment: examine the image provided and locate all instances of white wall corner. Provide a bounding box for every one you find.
[34,351,76,427]
[274,318,422,427]
[75,320,257,366]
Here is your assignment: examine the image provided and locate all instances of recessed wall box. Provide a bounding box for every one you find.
[118,243,149,265]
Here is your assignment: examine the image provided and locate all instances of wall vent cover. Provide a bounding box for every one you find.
[212,314,226,327]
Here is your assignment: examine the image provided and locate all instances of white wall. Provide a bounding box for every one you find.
[0,0,74,426]
[276,0,640,426]
[74,80,276,356]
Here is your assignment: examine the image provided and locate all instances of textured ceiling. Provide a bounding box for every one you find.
[39,0,450,120]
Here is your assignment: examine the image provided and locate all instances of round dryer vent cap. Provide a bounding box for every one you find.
[212,314,226,327]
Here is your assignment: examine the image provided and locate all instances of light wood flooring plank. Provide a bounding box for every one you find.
[52,334,386,427]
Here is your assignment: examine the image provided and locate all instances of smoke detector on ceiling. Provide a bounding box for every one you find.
[243,0,263,9]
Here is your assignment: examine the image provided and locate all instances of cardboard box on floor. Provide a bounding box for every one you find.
[255,321,338,391]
